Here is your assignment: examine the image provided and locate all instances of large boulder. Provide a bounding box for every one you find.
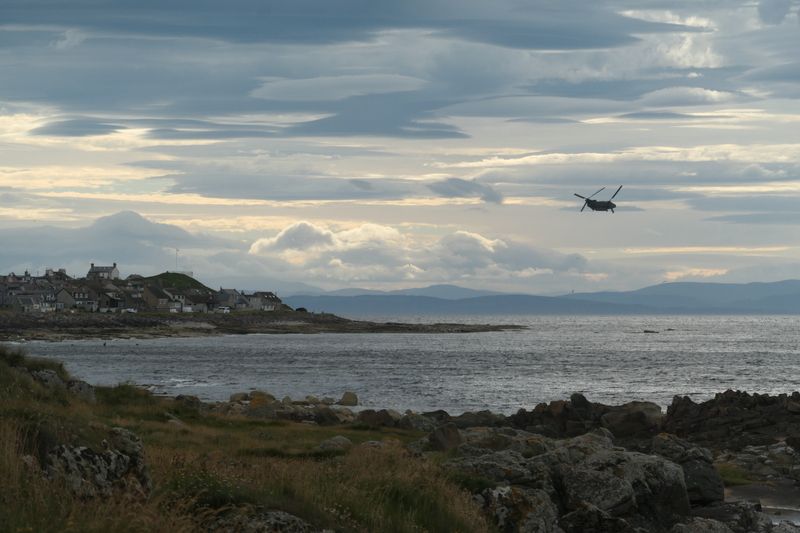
[600,401,663,439]
[429,423,462,452]
[690,501,779,533]
[337,391,358,406]
[664,391,800,450]
[652,433,724,505]
[560,464,636,516]
[452,410,506,429]
[206,508,316,532]
[478,485,562,533]
[67,379,96,403]
[316,435,353,452]
[45,427,151,499]
[671,518,734,533]
[558,504,638,533]
[31,369,66,390]
[357,409,401,428]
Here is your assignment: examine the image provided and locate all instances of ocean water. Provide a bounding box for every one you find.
[20,315,800,415]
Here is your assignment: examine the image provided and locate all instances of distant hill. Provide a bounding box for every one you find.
[144,272,213,292]
[564,280,800,313]
[285,280,800,316]
[282,294,651,317]
[320,284,505,300]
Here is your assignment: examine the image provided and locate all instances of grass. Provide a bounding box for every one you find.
[716,462,755,486]
[0,344,493,532]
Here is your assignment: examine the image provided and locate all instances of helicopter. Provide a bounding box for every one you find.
[574,185,623,213]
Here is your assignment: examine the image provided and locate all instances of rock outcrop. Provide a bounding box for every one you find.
[442,424,800,533]
[508,394,663,441]
[44,427,152,499]
[664,391,800,450]
[445,428,690,532]
[651,433,724,505]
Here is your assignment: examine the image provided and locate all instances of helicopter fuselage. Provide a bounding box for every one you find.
[585,200,616,212]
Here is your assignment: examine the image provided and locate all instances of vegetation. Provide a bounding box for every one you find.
[144,272,213,292]
[0,344,492,532]
[716,462,754,486]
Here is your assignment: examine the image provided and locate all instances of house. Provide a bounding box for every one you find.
[143,286,180,312]
[68,285,98,312]
[55,288,75,310]
[245,291,283,311]
[215,288,249,310]
[11,293,55,313]
[87,262,120,280]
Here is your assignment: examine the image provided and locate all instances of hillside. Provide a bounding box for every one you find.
[144,271,214,292]
[564,280,800,313]
[283,294,652,316]
[285,280,800,316]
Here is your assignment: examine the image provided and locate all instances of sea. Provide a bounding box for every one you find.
[20,314,800,414]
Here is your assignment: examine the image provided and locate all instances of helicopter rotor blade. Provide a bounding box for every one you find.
[587,187,605,199]
[580,200,587,212]
[610,185,623,200]
[574,193,587,199]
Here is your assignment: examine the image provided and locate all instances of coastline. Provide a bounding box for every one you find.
[0,309,525,341]
[3,342,800,532]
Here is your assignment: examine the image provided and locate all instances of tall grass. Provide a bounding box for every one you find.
[0,421,195,533]
[1,346,493,532]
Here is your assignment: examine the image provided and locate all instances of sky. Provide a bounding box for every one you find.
[2,0,800,294]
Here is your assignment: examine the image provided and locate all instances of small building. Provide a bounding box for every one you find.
[87,262,120,281]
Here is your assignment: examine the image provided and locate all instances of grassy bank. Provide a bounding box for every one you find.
[0,345,491,532]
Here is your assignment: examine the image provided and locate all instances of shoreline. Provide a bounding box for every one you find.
[0,309,525,341]
[4,341,800,531]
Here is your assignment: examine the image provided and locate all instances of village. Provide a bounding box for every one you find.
[0,263,283,314]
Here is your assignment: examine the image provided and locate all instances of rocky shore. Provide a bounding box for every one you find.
[25,362,800,533]
[0,309,523,341]
[5,346,800,532]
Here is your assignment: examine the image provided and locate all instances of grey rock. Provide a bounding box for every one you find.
[67,379,96,403]
[600,401,662,438]
[311,406,340,426]
[480,485,563,533]
[653,433,724,505]
[671,518,735,533]
[338,391,358,406]
[31,369,66,390]
[559,504,638,533]
[452,410,506,429]
[560,464,636,516]
[229,392,250,402]
[691,501,774,533]
[357,409,401,428]
[207,509,316,532]
[316,435,353,452]
[398,413,437,432]
[45,427,151,499]
[428,423,462,451]
[250,390,276,404]
[445,449,540,486]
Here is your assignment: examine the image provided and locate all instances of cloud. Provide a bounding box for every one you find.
[757,0,794,24]
[0,211,237,276]
[30,118,127,137]
[427,178,503,203]
[639,87,738,106]
[248,220,588,283]
[250,221,335,253]
[251,75,427,101]
[2,1,700,50]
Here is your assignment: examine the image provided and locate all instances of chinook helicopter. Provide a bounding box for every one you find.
[574,185,623,213]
